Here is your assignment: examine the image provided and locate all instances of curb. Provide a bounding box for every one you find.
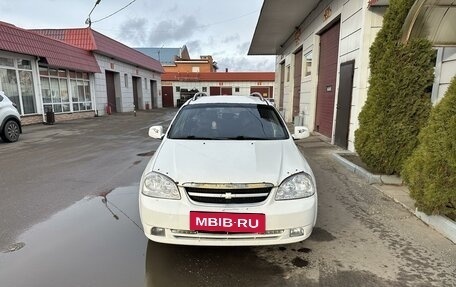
[333,152,456,244]
[332,153,381,184]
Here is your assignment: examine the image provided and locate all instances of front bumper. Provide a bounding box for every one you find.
[139,188,317,246]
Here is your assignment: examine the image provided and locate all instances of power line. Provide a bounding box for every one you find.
[92,0,138,24]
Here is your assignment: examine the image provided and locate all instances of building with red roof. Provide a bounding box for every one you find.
[0,21,164,126]
[161,71,275,107]
[32,28,164,115]
[136,46,274,107]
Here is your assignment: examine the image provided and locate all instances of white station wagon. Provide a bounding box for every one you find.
[139,93,317,246]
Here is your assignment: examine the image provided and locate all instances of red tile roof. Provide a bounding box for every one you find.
[0,22,100,73]
[162,72,275,82]
[32,28,163,74]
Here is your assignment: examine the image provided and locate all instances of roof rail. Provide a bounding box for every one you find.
[249,92,266,102]
[192,92,208,101]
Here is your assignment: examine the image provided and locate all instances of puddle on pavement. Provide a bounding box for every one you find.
[0,186,289,287]
[0,186,147,287]
[137,150,155,157]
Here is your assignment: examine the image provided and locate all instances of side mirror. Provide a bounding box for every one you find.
[149,126,164,139]
[292,126,310,140]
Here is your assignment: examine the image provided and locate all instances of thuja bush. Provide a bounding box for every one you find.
[402,77,456,218]
[354,0,435,174]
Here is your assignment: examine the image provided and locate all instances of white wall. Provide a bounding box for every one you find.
[94,54,162,115]
[275,0,386,151]
[433,47,456,104]
[169,80,275,106]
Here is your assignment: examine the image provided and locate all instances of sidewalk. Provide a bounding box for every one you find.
[333,152,456,244]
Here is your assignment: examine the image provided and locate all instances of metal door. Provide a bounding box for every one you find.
[221,87,232,95]
[210,86,220,95]
[334,61,355,149]
[161,86,174,107]
[132,76,139,110]
[315,21,340,138]
[105,71,117,113]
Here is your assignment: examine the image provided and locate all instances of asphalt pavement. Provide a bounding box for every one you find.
[0,110,455,287]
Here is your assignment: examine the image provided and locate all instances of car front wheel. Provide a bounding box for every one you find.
[1,120,20,142]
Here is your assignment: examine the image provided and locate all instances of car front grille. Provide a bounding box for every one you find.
[184,185,273,204]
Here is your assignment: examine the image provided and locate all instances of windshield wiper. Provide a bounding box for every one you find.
[228,136,266,140]
[172,136,216,140]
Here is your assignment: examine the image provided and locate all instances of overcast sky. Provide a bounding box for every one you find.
[0,0,275,72]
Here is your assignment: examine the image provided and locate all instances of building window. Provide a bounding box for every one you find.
[40,67,92,113]
[176,86,180,92]
[144,78,148,90]
[124,74,128,88]
[235,87,240,92]
[202,87,207,92]
[304,51,312,77]
[192,66,200,72]
[286,65,291,82]
[0,57,37,115]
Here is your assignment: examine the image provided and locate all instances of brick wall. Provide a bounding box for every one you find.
[21,111,95,126]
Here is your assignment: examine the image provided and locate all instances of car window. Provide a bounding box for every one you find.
[168,103,289,140]
[0,94,3,102]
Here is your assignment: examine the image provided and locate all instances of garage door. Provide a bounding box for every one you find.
[210,87,232,95]
[315,21,340,138]
[105,71,117,113]
[250,87,272,98]
[161,86,174,107]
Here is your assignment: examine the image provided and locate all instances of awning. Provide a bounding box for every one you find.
[248,0,321,55]
[402,0,456,45]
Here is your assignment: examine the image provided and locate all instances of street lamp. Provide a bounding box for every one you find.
[85,0,102,27]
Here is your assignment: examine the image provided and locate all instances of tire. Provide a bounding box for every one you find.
[1,120,20,143]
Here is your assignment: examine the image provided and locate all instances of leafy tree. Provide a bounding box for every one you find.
[402,77,456,217]
[355,0,435,174]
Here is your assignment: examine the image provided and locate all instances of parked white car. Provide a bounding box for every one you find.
[0,91,21,143]
[139,93,317,246]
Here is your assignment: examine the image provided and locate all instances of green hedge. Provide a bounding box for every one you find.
[402,77,456,217]
[354,0,434,174]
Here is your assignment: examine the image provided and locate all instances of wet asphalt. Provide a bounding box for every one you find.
[0,109,455,287]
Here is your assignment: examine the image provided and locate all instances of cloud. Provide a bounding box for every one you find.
[148,16,204,45]
[186,40,202,57]
[222,34,240,44]
[236,42,251,54]
[217,56,275,72]
[118,18,148,46]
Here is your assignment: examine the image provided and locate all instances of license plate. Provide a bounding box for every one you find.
[190,211,265,233]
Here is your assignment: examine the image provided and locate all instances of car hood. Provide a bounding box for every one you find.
[151,139,312,186]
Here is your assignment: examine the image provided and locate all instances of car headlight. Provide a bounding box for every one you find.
[142,172,180,200]
[276,173,315,200]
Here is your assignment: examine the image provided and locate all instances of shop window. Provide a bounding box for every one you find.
[304,51,312,77]
[40,66,92,113]
[0,57,37,115]
[286,65,291,82]
[0,57,14,67]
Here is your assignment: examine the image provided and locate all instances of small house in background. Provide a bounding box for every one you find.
[137,46,274,107]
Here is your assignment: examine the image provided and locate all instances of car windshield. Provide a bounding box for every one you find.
[168,103,289,140]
